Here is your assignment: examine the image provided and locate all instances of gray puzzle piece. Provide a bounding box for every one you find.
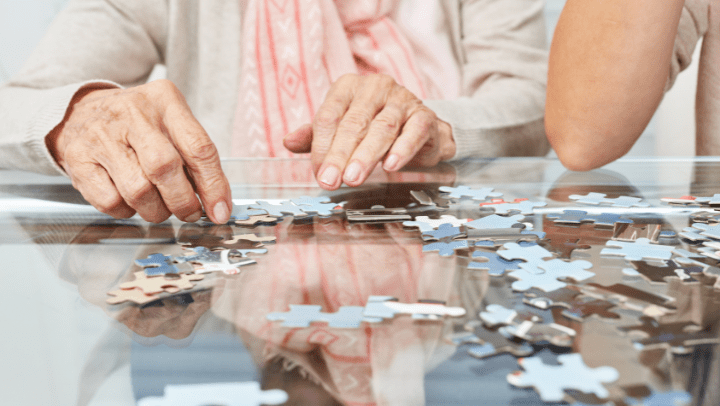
[249,201,308,218]
[438,186,502,201]
[403,215,468,233]
[694,193,720,206]
[497,242,553,268]
[691,222,720,240]
[507,353,619,402]
[465,214,526,231]
[421,223,464,241]
[482,200,547,215]
[479,304,518,327]
[290,196,341,216]
[469,251,523,275]
[679,227,710,242]
[546,210,633,226]
[231,204,267,221]
[600,238,675,261]
[507,259,594,292]
[423,240,470,256]
[135,253,184,276]
[266,305,379,328]
[569,192,650,208]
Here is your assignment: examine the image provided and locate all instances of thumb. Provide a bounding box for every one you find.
[283,123,313,153]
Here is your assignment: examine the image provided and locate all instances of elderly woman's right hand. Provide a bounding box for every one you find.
[45,80,232,224]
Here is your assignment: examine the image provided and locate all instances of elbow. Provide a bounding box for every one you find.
[545,114,628,172]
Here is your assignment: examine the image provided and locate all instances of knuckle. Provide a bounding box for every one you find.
[339,112,371,136]
[376,74,396,88]
[314,108,340,129]
[184,137,219,163]
[93,193,125,215]
[144,150,182,183]
[124,178,155,206]
[374,114,401,135]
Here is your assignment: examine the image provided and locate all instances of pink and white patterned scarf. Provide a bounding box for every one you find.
[231,0,443,158]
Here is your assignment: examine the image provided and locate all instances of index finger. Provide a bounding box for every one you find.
[163,101,232,224]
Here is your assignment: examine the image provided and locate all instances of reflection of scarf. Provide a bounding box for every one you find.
[212,221,459,405]
[231,0,441,158]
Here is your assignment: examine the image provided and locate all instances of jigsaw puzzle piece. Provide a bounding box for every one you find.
[422,240,470,256]
[119,271,204,295]
[421,223,464,241]
[290,196,342,216]
[479,304,519,327]
[403,215,468,232]
[497,242,553,268]
[233,215,280,226]
[362,296,466,321]
[501,320,576,347]
[136,382,288,406]
[625,390,692,406]
[107,287,159,305]
[231,204,267,220]
[630,260,700,284]
[249,201,308,218]
[465,214,527,231]
[438,186,502,201]
[507,353,619,402]
[569,192,650,208]
[135,253,187,276]
[460,320,535,359]
[480,198,547,215]
[468,251,522,275]
[600,238,675,262]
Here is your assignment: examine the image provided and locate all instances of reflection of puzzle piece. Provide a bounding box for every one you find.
[460,321,534,359]
[480,199,547,215]
[421,223,464,241]
[507,259,594,292]
[135,253,185,276]
[569,192,650,208]
[479,304,518,327]
[546,210,633,226]
[560,296,620,321]
[422,240,470,256]
[540,238,591,259]
[137,382,288,406]
[107,287,159,305]
[249,201,308,218]
[403,215,468,232]
[501,321,576,347]
[234,215,280,226]
[438,186,502,201]
[227,233,276,244]
[507,353,619,402]
[601,238,675,261]
[630,260,700,283]
[268,296,465,328]
[625,390,692,406]
[523,287,581,310]
[619,317,720,353]
[267,305,371,328]
[290,196,342,216]
[465,214,527,231]
[468,251,522,275]
[119,271,204,295]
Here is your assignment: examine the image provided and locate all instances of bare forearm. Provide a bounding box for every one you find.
[546,0,684,170]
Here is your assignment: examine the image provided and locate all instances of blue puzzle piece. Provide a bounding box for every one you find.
[438,186,502,201]
[423,240,470,256]
[626,390,692,406]
[422,223,464,241]
[135,253,182,276]
[469,251,522,275]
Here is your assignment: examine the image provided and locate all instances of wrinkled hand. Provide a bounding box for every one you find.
[283,74,456,190]
[46,80,232,224]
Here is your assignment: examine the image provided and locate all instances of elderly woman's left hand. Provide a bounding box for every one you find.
[283,73,456,190]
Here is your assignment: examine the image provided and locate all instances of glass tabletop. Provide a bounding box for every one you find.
[2,157,720,406]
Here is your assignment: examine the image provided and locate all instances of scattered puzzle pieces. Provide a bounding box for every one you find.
[507,353,619,402]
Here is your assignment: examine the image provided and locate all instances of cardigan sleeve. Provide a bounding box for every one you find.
[0,0,167,175]
[424,0,549,159]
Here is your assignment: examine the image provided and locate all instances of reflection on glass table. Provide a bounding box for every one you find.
[2,157,720,405]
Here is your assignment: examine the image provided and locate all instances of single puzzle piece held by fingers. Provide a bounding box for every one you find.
[119,271,204,295]
[438,186,502,201]
[507,353,619,402]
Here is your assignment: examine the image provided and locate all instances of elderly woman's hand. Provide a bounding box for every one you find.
[46,80,232,224]
[283,73,456,190]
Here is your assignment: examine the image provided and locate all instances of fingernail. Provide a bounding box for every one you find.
[213,201,229,223]
[384,154,400,171]
[319,166,340,187]
[185,210,203,223]
[344,162,362,183]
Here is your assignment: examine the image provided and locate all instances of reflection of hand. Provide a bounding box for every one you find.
[283,74,456,190]
[117,289,219,339]
[46,80,232,224]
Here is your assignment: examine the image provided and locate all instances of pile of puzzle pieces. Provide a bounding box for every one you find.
[107,186,720,404]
